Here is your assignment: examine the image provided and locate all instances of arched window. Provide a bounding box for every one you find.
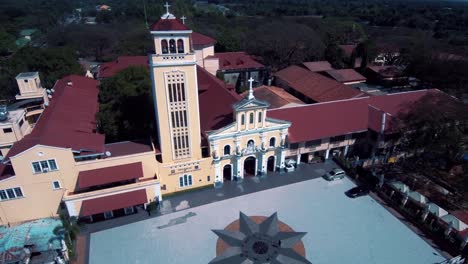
[177,39,184,53]
[249,113,254,124]
[241,114,245,125]
[223,145,231,156]
[247,140,254,148]
[161,40,168,54]
[179,174,193,187]
[169,39,176,53]
[269,137,276,147]
[258,111,262,123]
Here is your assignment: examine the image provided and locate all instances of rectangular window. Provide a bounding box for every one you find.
[0,190,7,200]
[48,160,58,170]
[289,143,299,149]
[32,162,41,173]
[32,159,58,173]
[305,140,321,148]
[6,189,15,199]
[0,187,24,201]
[179,175,193,188]
[124,206,134,215]
[258,112,262,123]
[52,181,61,190]
[13,187,23,197]
[249,113,254,124]
[104,211,113,219]
[179,177,184,187]
[180,83,186,101]
[207,176,210,182]
[175,111,180,127]
[40,160,49,170]
[3,128,12,133]
[168,83,174,102]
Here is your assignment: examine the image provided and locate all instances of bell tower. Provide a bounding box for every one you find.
[149,3,202,163]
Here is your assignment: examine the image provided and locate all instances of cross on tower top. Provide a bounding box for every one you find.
[247,77,255,100]
[164,2,171,14]
[181,16,187,24]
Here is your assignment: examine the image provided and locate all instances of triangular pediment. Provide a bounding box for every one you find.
[233,98,270,111]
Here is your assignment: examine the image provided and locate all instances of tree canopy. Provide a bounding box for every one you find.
[97,66,155,143]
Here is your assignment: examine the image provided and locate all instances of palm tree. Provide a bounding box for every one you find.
[53,211,81,257]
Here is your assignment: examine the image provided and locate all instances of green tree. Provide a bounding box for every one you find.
[53,212,81,259]
[98,66,155,142]
[325,43,345,69]
[394,92,467,166]
[244,21,325,71]
[0,31,16,56]
[0,47,83,100]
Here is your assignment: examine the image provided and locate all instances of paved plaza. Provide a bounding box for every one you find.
[88,163,446,264]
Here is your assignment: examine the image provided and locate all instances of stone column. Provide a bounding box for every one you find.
[214,160,221,183]
[325,148,330,159]
[233,155,241,180]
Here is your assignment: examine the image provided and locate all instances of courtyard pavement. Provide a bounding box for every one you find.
[72,161,335,264]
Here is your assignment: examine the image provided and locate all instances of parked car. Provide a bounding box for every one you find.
[323,168,346,181]
[345,185,370,198]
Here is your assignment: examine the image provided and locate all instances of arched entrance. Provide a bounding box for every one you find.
[267,156,275,172]
[223,164,232,181]
[244,156,256,177]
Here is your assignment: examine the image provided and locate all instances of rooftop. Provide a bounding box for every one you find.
[191,32,216,48]
[209,52,265,71]
[240,85,304,109]
[197,66,241,139]
[5,75,105,160]
[98,56,148,79]
[77,162,144,189]
[275,65,366,102]
[150,18,190,31]
[339,44,356,57]
[302,61,333,72]
[268,89,444,143]
[0,218,63,261]
[16,72,39,79]
[325,69,367,83]
[366,65,406,78]
[104,140,156,157]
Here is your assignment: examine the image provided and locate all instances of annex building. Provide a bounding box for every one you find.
[0,8,455,225]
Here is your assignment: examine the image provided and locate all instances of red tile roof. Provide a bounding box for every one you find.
[98,56,148,78]
[451,210,468,225]
[302,61,333,72]
[104,140,156,157]
[150,18,190,31]
[80,189,147,216]
[0,164,15,181]
[197,66,241,138]
[78,162,144,189]
[275,65,366,102]
[269,98,370,143]
[268,90,443,143]
[211,52,265,71]
[240,85,304,109]
[325,69,366,83]
[191,32,216,47]
[6,75,105,159]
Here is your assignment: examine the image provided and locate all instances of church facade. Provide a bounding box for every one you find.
[149,10,290,194]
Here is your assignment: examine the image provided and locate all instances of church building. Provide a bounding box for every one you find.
[0,5,453,225]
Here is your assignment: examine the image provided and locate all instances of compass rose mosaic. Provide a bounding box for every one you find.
[210,212,312,264]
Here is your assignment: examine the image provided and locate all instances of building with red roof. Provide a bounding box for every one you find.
[240,85,304,109]
[98,56,148,79]
[0,5,463,227]
[275,65,366,103]
[302,61,333,72]
[203,52,268,92]
[325,69,367,85]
